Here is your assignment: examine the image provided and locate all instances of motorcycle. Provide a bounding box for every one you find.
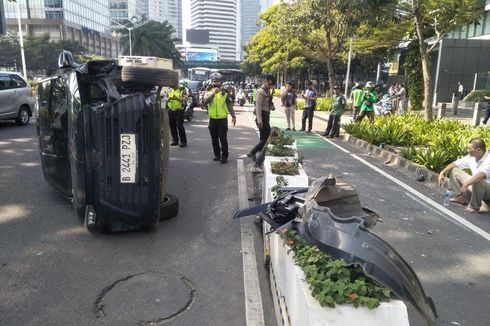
[237,89,246,106]
[184,95,197,121]
[374,94,393,116]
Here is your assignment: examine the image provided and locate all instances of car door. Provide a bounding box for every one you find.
[37,76,72,197]
[0,73,15,118]
[10,74,32,108]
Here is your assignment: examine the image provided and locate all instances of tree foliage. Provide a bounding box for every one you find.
[118,17,182,66]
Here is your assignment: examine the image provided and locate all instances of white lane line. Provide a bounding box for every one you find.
[349,153,490,241]
[237,159,265,326]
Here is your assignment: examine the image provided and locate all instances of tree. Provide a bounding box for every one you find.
[241,4,308,81]
[408,0,485,120]
[118,17,182,67]
[296,0,398,94]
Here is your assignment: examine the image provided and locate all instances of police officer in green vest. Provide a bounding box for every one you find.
[167,81,188,147]
[203,73,236,163]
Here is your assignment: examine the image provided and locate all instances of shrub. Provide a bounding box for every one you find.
[285,230,392,309]
[271,158,302,175]
[267,145,296,157]
[464,90,490,101]
[343,114,490,172]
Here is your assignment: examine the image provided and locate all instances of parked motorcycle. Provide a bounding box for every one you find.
[374,94,393,116]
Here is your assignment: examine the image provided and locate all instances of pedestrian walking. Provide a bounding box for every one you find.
[247,74,276,162]
[458,81,464,100]
[167,81,188,147]
[355,81,378,124]
[438,138,490,213]
[395,83,407,114]
[350,83,364,120]
[323,86,346,138]
[202,73,236,164]
[281,82,297,130]
[301,80,318,132]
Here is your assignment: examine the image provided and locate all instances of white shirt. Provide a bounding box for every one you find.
[455,151,490,183]
[458,84,464,93]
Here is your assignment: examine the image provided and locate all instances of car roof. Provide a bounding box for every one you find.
[0,71,23,77]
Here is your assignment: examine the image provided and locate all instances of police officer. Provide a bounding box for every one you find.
[167,81,188,147]
[203,73,236,163]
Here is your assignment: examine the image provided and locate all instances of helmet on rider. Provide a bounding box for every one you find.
[210,72,223,83]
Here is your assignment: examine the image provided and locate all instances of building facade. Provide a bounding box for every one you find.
[148,0,182,41]
[190,0,237,61]
[110,0,147,26]
[238,0,261,60]
[4,0,118,58]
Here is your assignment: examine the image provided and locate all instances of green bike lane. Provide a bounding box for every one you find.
[245,102,490,326]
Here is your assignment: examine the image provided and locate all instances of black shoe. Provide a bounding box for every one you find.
[179,143,187,147]
[213,156,221,161]
[321,133,328,137]
[286,128,291,130]
[247,152,257,162]
[220,157,228,164]
[170,142,179,146]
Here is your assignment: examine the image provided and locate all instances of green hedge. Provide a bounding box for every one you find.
[343,114,490,172]
[296,97,352,112]
[464,90,490,101]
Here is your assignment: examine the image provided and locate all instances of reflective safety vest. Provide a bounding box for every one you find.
[168,89,184,110]
[207,91,229,119]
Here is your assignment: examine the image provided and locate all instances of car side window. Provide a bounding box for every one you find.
[11,75,28,88]
[0,74,11,90]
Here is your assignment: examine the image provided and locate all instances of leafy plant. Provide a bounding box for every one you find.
[403,40,424,111]
[267,145,296,157]
[270,130,295,146]
[271,176,289,199]
[284,231,392,309]
[464,90,490,101]
[271,157,303,175]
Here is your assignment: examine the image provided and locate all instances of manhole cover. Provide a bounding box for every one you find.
[95,272,196,325]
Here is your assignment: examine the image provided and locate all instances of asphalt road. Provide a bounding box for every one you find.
[2,101,490,326]
[0,108,276,326]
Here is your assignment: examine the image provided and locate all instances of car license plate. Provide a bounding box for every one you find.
[120,133,137,183]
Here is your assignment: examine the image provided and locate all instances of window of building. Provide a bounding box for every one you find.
[44,0,63,9]
[46,10,64,20]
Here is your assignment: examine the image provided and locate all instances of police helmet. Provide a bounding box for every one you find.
[210,72,223,82]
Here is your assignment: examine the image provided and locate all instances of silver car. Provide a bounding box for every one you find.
[0,71,35,125]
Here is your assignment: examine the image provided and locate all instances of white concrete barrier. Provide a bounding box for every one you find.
[262,150,410,326]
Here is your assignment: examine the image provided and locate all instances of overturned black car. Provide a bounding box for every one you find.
[234,176,438,325]
[36,51,179,232]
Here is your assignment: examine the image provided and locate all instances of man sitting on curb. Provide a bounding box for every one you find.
[438,138,490,213]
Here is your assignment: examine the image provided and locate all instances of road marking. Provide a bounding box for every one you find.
[237,159,265,326]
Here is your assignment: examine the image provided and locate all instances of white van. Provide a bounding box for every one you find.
[0,71,35,125]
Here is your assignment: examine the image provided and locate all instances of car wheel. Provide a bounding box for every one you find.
[16,106,30,126]
[159,193,179,220]
[121,66,178,87]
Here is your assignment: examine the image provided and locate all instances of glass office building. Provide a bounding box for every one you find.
[4,0,118,58]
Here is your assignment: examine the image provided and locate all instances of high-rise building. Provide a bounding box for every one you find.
[238,0,261,60]
[148,0,183,41]
[4,0,118,58]
[190,0,237,61]
[110,0,147,26]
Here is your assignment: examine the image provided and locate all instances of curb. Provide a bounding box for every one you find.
[342,133,441,188]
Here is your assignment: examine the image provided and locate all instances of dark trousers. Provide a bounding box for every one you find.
[301,107,314,131]
[482,104,490,124]
[208,118,229,158]
[168,109,187,144]
[250,111,271,155]
[355,110,375,124]
[325,114,341,137]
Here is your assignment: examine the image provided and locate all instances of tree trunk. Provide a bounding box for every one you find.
[325,30,335,97]
[412,0,433,121]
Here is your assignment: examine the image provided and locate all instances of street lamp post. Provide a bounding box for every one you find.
[112,18,152,56]
[15,1,27,79]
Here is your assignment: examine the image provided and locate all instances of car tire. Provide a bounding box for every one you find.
[121,66,178,87]
[16,106,30,126]
[159,193,179,220]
